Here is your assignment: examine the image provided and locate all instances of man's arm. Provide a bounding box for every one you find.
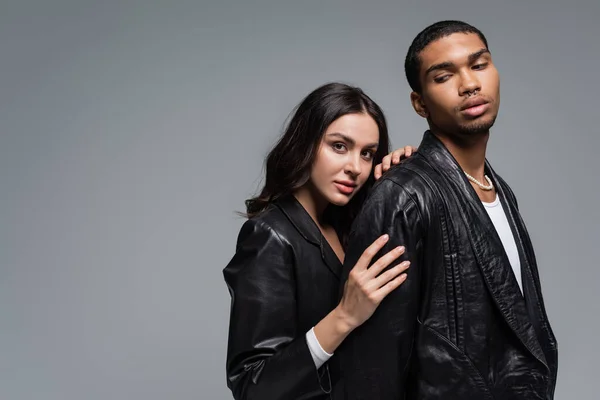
[337,178,424,399]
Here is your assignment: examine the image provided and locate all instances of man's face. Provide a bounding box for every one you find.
[411,32,500,138]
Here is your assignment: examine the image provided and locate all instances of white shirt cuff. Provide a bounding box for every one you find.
[305,327,333,369]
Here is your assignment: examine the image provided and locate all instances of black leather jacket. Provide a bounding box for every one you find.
[223,196,342,399]
[336,131,558,399]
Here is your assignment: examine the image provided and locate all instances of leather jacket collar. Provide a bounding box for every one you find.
[275,195,343,279]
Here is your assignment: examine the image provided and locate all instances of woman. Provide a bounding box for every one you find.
[223,82,415,399]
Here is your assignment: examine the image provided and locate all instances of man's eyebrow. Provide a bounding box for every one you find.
[425,61,454,77]
[424,48,491,77]
[469,48,490,63]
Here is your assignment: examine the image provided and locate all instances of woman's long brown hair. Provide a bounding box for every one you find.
[245,82,390,247]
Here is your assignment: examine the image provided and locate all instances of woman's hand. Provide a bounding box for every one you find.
[336,234,410,330]
[374,145,418,180]
[313,234,410,354]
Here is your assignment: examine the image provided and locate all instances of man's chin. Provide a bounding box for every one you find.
[459,116,496,135]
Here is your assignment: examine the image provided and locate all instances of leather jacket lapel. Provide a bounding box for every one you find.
[276,196,342,279]
[419,131,548,369]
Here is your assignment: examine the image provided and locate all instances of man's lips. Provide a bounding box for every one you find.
[460,97,489,111]
[460,97,490,118]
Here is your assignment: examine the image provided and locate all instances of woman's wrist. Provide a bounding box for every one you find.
[332,304,357,335]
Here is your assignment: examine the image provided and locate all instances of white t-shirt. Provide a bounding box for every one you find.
[482,194,523,294]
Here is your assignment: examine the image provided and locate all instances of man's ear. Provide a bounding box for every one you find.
[410,91,428,118]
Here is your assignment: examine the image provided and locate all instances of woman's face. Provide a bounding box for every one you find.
[310,112,380,207]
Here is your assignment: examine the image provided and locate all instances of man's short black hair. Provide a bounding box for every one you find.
[405,20,489,93]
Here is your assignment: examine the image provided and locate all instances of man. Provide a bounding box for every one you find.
[336,20,558,399]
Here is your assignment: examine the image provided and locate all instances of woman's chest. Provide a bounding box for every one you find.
[290,241,341,331]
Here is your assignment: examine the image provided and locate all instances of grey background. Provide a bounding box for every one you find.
[1,0,598,399]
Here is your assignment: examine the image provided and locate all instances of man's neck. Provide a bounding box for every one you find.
[431,129,490,181]
[431,128,497,203]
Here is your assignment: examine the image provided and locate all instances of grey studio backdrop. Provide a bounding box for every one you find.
[1,1,598,399]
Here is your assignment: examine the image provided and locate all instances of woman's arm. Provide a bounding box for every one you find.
[223,218,328,400]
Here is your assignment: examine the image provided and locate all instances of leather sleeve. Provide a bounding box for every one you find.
[336,178,424,400]
[223,218,330,400]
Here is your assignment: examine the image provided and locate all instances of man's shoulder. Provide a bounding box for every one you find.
[375,154,440,196]
[364,155,443,222]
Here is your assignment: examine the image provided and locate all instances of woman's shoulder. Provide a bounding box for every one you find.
[224,204,297,279]
[237,203,295,247]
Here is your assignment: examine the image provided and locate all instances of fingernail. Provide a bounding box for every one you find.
[396,246,405,252]
[381,234,389,241]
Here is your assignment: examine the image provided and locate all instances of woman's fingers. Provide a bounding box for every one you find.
[364,245,406,278]
[371,260,411,289]
[373,272,408,303]
[352,234,390,272]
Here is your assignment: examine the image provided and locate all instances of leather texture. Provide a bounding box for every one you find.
[335,131,558,400]
[224,195,342,400]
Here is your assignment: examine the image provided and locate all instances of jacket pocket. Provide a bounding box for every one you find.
[413,318,495,400]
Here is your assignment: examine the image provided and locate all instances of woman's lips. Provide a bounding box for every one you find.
[334,181,356,195]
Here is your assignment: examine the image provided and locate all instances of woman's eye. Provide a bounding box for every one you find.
[332,143,346,151]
